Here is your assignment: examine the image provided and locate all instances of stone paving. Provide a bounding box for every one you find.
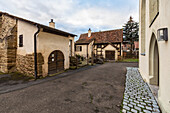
[122,67,161,113]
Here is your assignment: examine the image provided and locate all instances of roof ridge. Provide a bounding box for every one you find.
[92,28,123,33]
[0,11,76,36]
[80,28,123,36]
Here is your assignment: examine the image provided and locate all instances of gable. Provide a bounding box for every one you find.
[104,44,117,51]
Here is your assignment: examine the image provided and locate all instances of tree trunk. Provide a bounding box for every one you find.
[130,40,133,58]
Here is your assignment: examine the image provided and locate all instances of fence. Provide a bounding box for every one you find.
[123,51,139,59]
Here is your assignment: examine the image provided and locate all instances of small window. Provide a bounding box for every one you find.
[19,35,23,47]
[97,45,102,48]
[76,46,82,52]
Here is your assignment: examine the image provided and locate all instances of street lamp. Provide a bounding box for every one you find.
[158,28,168,41]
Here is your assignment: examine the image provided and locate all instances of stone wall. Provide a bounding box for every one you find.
[16,54,34,76]
[37,53,44,76]
[0,14,17,73]
[16,53,44,77]
[0,14,44,77]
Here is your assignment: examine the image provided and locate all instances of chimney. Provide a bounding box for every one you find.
[49,19,55,28]
[88,28,91,37]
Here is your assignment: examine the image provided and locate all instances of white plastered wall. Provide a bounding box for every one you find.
[69,36,75,56]
[37,32,72,76]
[75,45,88,58]
[139,0,170,112]
[17,20,37,55]
[75,40,94,58]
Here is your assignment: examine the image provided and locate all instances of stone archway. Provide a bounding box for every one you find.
[149,33,159,86]
[48,50,65,75]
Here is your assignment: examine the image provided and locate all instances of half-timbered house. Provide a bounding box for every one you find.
[75,29,123,61]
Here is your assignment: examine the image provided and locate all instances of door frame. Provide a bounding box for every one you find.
[48,50,65,75]
[105,50,115,60]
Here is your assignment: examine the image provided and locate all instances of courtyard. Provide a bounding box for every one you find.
[0,63,137,113]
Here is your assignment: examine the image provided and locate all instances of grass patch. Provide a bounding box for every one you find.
[69,66,78,70]
[109,95,113,100]
[0,72,8,75]
[82,82,88,86]
[118,58,139,62]
[10,72,34,81]
[89,93,94,103]
[47,71,65,77]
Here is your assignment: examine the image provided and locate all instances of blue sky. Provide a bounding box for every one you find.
[0,0,139,40]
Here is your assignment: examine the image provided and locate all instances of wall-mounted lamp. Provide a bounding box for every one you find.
[158,28,168,41]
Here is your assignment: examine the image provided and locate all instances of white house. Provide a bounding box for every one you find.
[0,12,76,77]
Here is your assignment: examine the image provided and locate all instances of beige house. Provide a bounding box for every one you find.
[139,0,170,112]
[0,12,76,77]
[75,29,123,61]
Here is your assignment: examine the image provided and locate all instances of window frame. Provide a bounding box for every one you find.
[19,34,23,47]
[76,46,82,52]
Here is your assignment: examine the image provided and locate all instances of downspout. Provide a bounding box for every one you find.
[120,42,122,56]
[34,25,40,79]
[87,44,89,65]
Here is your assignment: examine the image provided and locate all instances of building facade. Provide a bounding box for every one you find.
[0,12,76,77]
[139,0,170,112]
[75,29,123,61]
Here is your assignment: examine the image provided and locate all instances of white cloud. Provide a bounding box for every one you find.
[0,0,139,37]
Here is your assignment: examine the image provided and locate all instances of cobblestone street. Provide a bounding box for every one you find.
[122,68,161,113]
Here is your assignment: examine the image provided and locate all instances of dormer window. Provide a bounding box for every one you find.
[19,35,23,47]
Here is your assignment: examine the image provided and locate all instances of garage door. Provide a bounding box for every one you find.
[48,50,64,74]
[105,51,115,60]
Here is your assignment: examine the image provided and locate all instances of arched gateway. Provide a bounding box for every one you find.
[48,50,64,74]
[149,33,159,86]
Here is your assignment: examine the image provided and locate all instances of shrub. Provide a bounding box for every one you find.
[70,56,77,66]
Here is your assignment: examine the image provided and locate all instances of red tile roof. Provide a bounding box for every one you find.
[76,29,123,44]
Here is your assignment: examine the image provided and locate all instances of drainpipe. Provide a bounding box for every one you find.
[87,44,89,65]
[34,25,40,79]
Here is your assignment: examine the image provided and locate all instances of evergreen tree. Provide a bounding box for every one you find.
[123,16,139,56]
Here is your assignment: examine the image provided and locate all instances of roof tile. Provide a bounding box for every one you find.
[76,29,123,44]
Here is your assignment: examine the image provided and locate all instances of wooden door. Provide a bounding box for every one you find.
[48,50,64,74]
[105,51,115,60]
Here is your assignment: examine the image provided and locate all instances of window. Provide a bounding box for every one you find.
[76,46,82,52]
[97,45,102,48]
[19,35,23,47]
